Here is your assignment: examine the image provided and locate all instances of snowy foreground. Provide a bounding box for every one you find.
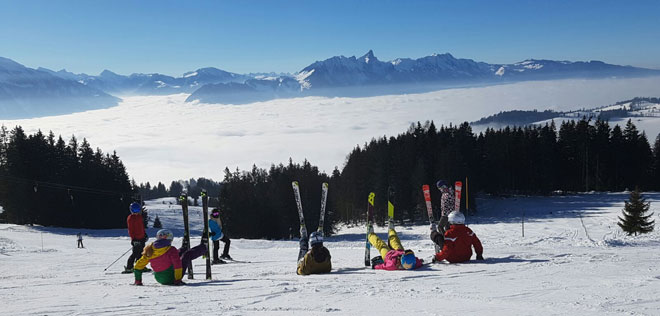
[1,193,660,315]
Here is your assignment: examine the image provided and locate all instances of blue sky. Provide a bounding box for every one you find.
[1,0,659,76]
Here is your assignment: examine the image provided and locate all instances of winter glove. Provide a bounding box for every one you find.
[371,256,384,269]
[430,223,437,231]
[133,280,143,286]
[210,231,216,236]
[476,254,484,261]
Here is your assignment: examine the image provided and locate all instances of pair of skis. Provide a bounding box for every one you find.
[364,188,395,266]
[423,181,463,253]
[180,190,212,280]
[179,192,194,279]
[292,181,329,240]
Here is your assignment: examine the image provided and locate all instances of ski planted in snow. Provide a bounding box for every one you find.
[179,192,193,279]
[454,181,463,213]
[292,181,307,240]
[387,187,395,226]
[365,192,375,266]
[201,189,212,280]
[423,184,441,253]
[318,182,329,236]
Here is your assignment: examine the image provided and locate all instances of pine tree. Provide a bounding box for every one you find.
[153,215,162,228]
[618,188,655,236]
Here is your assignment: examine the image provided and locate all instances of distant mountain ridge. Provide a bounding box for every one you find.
[3,51,660,116]
[39,66,251,95]
[0,57,119,119]
[188,51,660,104]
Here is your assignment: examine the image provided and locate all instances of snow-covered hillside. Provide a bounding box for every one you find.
[1,193,659,315]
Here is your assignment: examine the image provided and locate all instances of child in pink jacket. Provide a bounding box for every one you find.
[133,229,207,285]
[368,223,423,270]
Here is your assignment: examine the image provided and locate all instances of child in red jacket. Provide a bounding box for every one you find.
[124,202,148,273]
[431,211,484,263]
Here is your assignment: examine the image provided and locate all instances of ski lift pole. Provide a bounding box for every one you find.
[103,247,133,271]
[522,208,525,238]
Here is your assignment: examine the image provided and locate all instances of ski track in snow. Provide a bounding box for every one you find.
[1,193,660,315]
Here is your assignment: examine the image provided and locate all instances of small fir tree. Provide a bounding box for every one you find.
[153,215,162,229]
[618,188,655,236]
[141,207,149,229]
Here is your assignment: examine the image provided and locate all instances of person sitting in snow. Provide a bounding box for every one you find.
[133,229,208,286]
[431,211,484,263]
[209,208,232,264]
[297,230,332,275]
[368,222,423,270]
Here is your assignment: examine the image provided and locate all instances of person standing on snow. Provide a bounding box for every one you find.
[77,233,84,248]
[297,231,331,275]
[368,222,423,270]
[209,208,232,263]
[133,229,208,286]
[436,180,455,236]
[431,211,484,263]
[124,202,149,273]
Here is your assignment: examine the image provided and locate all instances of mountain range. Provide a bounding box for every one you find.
[2,51,660,118]
[187,50,660,103]
[0,57,119,119]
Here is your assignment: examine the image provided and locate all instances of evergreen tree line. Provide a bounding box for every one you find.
[137,177,221,203]
[336,118,660,225]
[0,126,134,228]
[218,161,335,239]
[215,118,660,239]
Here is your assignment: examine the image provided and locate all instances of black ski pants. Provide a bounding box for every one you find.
[212,235,231,260]
[126,240,145,269]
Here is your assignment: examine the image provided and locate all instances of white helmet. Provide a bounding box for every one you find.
[447,211,465,225]
[156,229,173,241]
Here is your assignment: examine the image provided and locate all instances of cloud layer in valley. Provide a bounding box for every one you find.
[2,77,660,184]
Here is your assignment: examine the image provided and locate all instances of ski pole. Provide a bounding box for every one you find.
[103,247,133,271]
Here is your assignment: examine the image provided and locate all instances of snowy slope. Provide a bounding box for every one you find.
[1,193,659,315]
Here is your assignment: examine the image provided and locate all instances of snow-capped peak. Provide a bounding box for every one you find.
[360,50,376,64]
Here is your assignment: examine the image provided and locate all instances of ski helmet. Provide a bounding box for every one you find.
[436,180,448,192]
[448,211,465,225]
[309,231,323,246]
[401,250,416,270]
[130,202,141,214]
[156,229,173,241]
[211,208,220,218]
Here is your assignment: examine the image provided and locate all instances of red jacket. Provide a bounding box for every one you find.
[127,214,146,241]
[435,224,483,263]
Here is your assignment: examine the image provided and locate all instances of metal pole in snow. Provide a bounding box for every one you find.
[522,209,525,237]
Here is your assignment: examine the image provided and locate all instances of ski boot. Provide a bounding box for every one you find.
[220,254,233,260]
[121,266,133,274]
[212,258,226,265]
